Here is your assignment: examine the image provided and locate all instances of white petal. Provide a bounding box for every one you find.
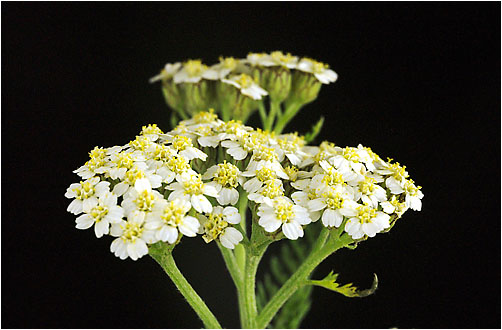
[223,206,241,224]
[67,199,83,215]
[282,222,303,240]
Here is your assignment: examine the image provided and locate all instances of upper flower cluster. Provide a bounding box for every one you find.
[66,111,423,260]
[149,51,338,122]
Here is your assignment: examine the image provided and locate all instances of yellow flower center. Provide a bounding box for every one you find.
[167,155,190,174]
[256,167,276,182]
[235,74,254,88]
[357,204,377,223]
[184,59,207,77]
[124,167,146,185]
[122,222,144,243]
[161,201,186,227]
[172,135,193,151]
[193,109,218,124]
[274,199,294,223]
[219,56,238,70]
[74,181,95,200]
[134,190,156,212]
[85,147,107,170]
[114,152,134,169]
[322,168,345,186]
[261,180,283,199]
[324,192,344,210]
[141,123,163,136]
[284,166,298,181]
[342,147,360,162]
[129,136,150,151]
[184,174,204,195]
[359,177,376,194]
[90,204,109,222]
[214,161,239,188]
[203,212,228,243]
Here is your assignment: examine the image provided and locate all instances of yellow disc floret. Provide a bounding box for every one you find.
[134,190,156,212]
[90,205,109,223]
[167,155,190,174]
[74,181,96,200]
[203,212,228,243]
[357,204,377,224]
[214,161,239,188]
[323,192,344,210]
[161,201,187,227]
[183,174,204,195]
[141,123,163,136]
[184,59,208,77]
[121,222,144,243]
[86,147,107,170]
[172,135,193,151]
[256,167,276,182]
[274,198,294,223]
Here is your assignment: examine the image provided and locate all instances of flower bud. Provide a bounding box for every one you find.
[286,70,322,106]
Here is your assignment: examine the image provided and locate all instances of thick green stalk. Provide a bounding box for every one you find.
[217,243,247,327]
[264,100,281,131]
[256,234,353,329]
[258,101,268,129]
[149,246,222,329]
[242,246,267,328]
[273,102,302,134]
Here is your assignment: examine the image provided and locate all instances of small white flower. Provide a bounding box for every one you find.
[202,161,243,205]
[110,219,156,261]
[165,135,207,161]
[308,187,358,228]
[198,206,242,249]
[149,62,182,83]
[222,74,268,100]
[354,177,387,209]
[74,147,110,179]
[403,179,424,211]
[257,196,311,240]
[166,172,219,213]
[121,178,166,224]
[173,59,216,84]
[65,177,110,215]
[145,199,199,244]
[344,204,390,239]
[112,166,162,197]
[296,58,338,84]
[75,192,124,238]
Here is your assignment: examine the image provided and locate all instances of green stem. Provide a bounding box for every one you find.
[217,243,247,327]
[243,245,267,328]
[258,101,268,129]
[273,102,303,134]
[149,245,222,329]
[255,234,353,329]
[265,100,281,131]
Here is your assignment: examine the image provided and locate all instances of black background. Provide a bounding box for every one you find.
[2,2,500,329]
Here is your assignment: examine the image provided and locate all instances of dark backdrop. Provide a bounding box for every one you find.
[2,2,500,329]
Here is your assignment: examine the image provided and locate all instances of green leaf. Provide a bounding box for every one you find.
[304,116,324,143]
[307,271,378,298]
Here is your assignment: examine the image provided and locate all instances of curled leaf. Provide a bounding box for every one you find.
[306,271,378,298]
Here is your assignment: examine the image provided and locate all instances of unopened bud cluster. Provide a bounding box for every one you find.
[66,110,423,261]
[150,51,337,123]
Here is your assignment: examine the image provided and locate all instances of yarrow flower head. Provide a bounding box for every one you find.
[66,110,423,261]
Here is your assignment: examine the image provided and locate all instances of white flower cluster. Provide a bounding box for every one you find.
[66,111,423,260]
[150,51,337,100]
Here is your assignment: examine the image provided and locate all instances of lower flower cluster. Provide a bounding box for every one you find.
[66,110,423,260]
